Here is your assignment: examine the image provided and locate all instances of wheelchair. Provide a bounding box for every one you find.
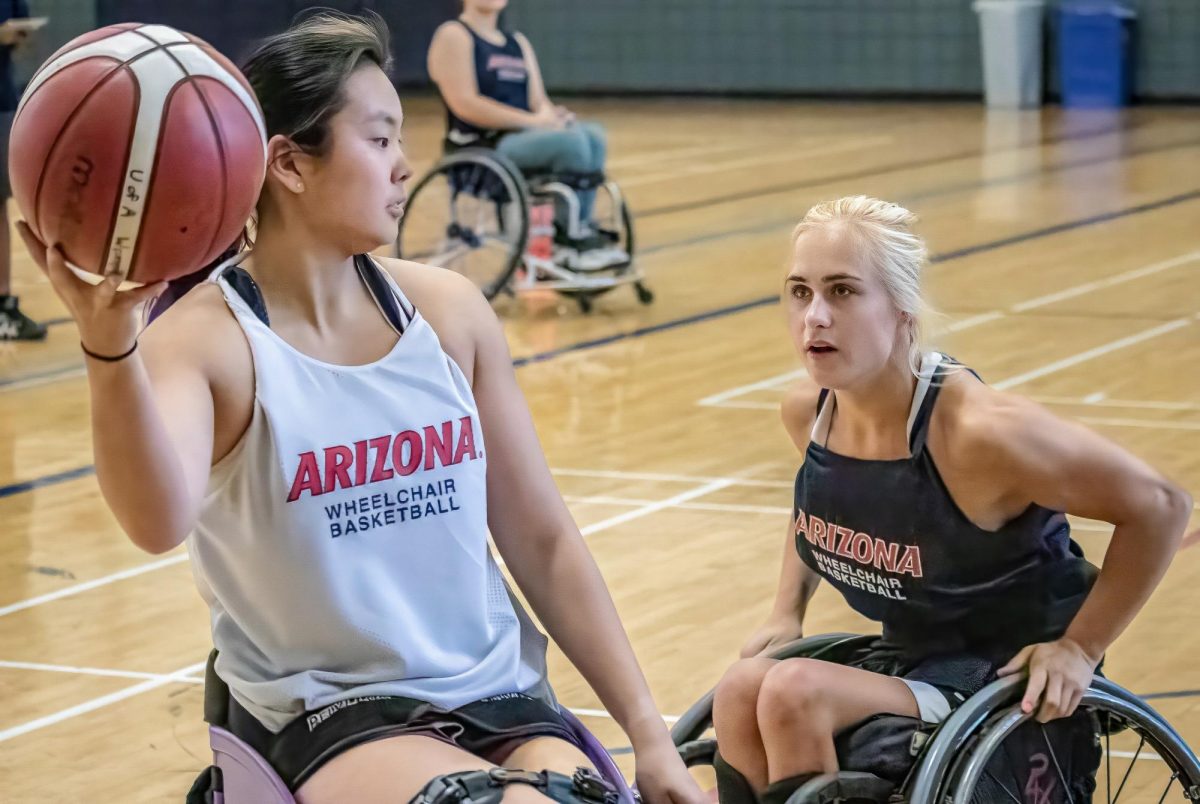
[188,651,638,804]
[397,144,652,313]
[671,634,1200,803]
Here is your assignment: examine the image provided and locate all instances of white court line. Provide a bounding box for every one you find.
[565,494,791,517]
[2,481,734,743]
[0,470,791,621]
[1033,395,1200,412]
[552,467,791,489]
[569,707,680,725]
[1010,250,1200,313]
[698,370,807,407]
[1109,748,1164,762]
[1078,416,1200,432]
[993,316,1196,390]
[579,479,735,536]
[0,553,189,619]
[0,659,203,684]
[0,661,205,743]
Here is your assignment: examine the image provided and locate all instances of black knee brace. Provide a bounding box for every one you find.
[410,766,618,804]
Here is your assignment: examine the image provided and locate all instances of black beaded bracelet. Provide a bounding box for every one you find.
[80,340,139,362]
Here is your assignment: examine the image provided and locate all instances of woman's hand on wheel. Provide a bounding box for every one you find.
[998,637,1099,723]
[740,616,804,659]
[633,737,707,804]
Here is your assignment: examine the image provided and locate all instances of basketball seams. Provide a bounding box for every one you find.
[19,23,263,279]
[145,45,232,275]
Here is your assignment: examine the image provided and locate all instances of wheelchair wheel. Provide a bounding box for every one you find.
[912,676,1200,804]
[397,149,528,300]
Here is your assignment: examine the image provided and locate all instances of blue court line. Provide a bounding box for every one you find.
[3,186,1199,501]
[0,465,96,499]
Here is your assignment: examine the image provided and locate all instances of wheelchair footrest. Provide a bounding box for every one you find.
[788,772,896,804]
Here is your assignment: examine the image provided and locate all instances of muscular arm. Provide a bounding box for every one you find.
[972,392,1191,661]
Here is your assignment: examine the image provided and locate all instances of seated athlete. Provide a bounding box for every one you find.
[710,195,1191,804]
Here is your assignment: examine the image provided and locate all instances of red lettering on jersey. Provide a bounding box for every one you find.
[835,524,855,558]
[323,446,354,493]
[369,435,394,482]
[874,538,899,572]
[453,416,478,463]
[424,421,454,470]
[897,546,924,578]
[393,430,423,476]
[287,452,323,501]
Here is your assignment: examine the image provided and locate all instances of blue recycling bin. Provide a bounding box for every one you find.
[1058,2,1136,107]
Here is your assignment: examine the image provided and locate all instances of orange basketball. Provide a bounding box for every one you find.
[9,23,266,285]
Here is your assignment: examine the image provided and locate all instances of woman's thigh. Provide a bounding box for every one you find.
[295,734,508,804]
[501,735,595,774]
[496,128,591,173]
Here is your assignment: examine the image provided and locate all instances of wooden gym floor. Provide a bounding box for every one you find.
[0,97,1198,801]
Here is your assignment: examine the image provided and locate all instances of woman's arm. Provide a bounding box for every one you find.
[468,301,667,749]
[974,391,1192,718]
[23,227,228,554]
[740,382,824,656]
[427,23,554,131]
[513,32,552,114]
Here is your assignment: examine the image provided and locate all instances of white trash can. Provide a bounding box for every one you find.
[974,0,1046,108]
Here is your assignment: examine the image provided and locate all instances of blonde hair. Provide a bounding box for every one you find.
[792,195,932,377]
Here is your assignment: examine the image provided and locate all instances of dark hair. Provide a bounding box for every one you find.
[150,11,393,321]
[243,9,393,157]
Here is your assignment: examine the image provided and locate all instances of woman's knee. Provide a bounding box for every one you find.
[576,122,607,168]
[544,129,593,173]
[756,659,835,725]
[714,658,775,725]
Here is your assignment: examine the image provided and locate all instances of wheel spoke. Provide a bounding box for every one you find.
[1113,734,1144,799]
[1153,771,1179,804]
[1039,724,1075,804]
[1106,718,1112,804]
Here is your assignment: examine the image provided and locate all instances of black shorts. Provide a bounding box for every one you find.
[227,692,582,791]
[844,639,999,723]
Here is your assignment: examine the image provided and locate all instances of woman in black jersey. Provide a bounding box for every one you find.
[710,196,1192,802]
[427,0,625,270]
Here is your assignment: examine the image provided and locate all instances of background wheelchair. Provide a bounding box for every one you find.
[397,146,653,313]
[670,634,1200,803]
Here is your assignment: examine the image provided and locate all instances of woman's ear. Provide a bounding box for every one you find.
[265,134,309,195]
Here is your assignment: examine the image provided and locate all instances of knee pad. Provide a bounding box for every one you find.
[410,766,618,804]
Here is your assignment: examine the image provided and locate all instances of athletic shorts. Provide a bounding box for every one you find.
[844,639,999,724]
[226,691,582,791]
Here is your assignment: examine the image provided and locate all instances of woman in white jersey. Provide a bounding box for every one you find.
[19,12,703,804]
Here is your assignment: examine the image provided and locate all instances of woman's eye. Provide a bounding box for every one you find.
[791,285,811,299]
[834,285,853,297]
[376,138,390,148]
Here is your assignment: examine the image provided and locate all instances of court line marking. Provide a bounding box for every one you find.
[0,659,204,684]
[0,474,745,620]
[992,316,1197,391]
[620,136,893,188]
[0,660,206,743]
[0,467,1140,622]
[0,553,189,618]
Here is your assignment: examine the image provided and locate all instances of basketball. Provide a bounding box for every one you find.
[8,23,266,286]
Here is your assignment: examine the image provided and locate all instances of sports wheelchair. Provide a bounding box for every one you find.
[397,145,652,313]
[671,634,1200,803]
[187,652,638,804]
